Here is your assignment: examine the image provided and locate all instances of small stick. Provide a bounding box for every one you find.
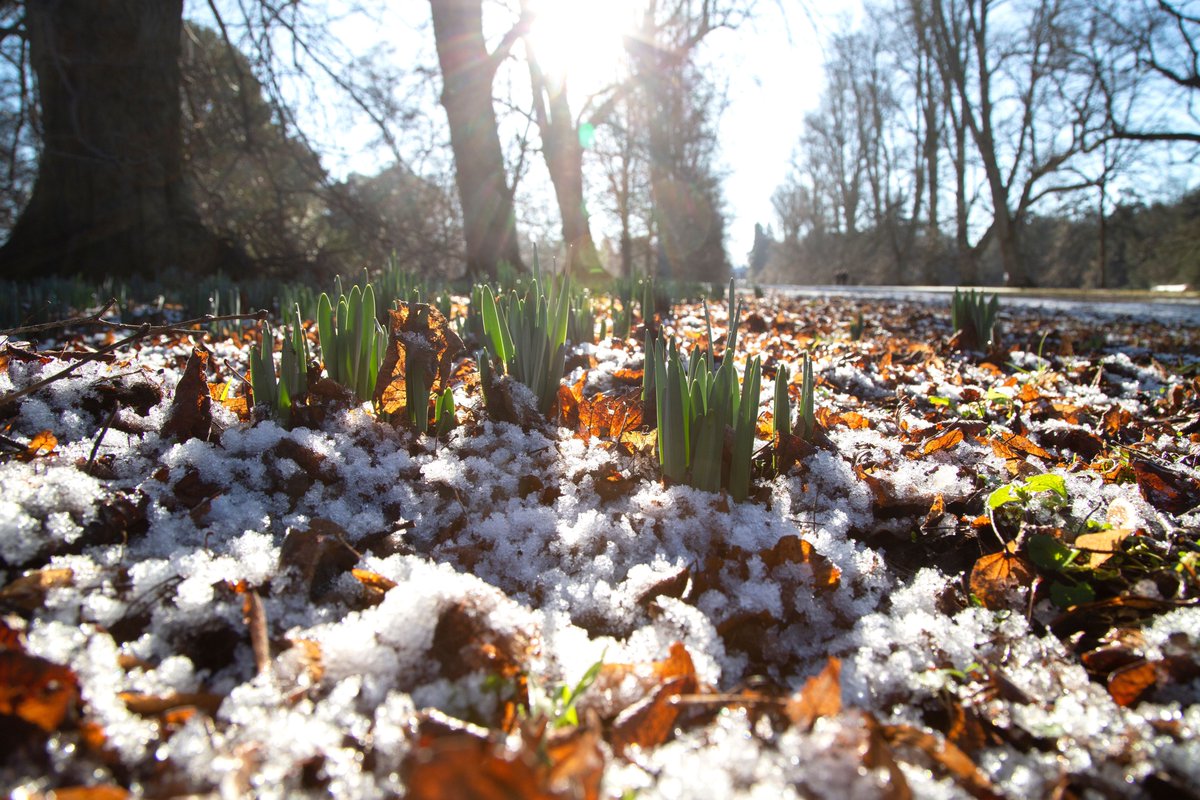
[0,298,119,337]
[86,400,120,471]
[0,309,270,410]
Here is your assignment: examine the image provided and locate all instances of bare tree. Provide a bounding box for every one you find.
[928,0,1107,287]
[429,0,526,279]
[0,0,238,280]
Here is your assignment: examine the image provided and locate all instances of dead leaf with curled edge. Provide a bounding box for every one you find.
[162,347,212,442]
[882,723,1000,800]
[905,427,963,459]
[17,429,57,461]
[785,657,841,730]
[374,303,464,418]
[988,432,1053,462]
[404,712,603,800]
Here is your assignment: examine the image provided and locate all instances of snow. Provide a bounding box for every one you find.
[3,292,1200,798]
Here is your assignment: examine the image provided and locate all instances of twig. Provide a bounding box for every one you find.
[0,309,271,411]
[0,324,152,410]
[100,308,269,336]
[0,298,119,336]
[86,400,120,471]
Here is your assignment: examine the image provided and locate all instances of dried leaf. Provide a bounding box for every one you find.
[162,347,212,442]
[882,723,1001,800]
[1073,529,1133,568]
[18,430,57,461]
[0,649,78,732]
[352,568,397,606]
[404,732,558,800]
[1107,660,1157,707]
[784,657,841,730]
[1132,458,1200,514]
[988,432,1052,462]
[969,550,1036,609]
[762,535,841,589]
[431,598,535,682]
[375,303,464,418]
[610,675,694,756]
[278,519,359,600]
[243,589,271,675]
[907,427,963,459]
[44,787,130,800]
[120,691,223,717]
[0,568,74,611]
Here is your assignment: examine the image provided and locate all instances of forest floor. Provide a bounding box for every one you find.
[1,289,1199,800]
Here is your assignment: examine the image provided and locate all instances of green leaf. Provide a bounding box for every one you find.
[986,484,1019,510]
[1049,580,1095,608]
[1027,533,1075,571]
[1023,473,1068,502]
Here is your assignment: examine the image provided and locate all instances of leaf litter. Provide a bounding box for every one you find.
[1,292,1199,798]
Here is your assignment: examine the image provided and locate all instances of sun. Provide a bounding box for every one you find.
[523,0,641,96]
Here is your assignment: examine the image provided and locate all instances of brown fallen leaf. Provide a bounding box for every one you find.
[988,432,1052,462]
[1132,458,1200,514]
[610,675,694,756]
[0,649,78,732]
[969,548,1036,610]
[243,589,271,676]
[905,427,963,459]
[1106,660,1157,707]
[0,568,74,611]
[1072,529,1134,568]
[162,347,213,442]
[882,723,1001,800]
[119,691,224,717]
[374,302,464,420]
[45,786,130,800]
[762,535,841,590]
[278,519,359,600]
[18,429,57,461]
[352,568,398,606]
[785,657,841,730]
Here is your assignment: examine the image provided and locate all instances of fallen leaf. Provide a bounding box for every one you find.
[1106,660,1157,707]
[1073,529,1133,568]
[882,723,1001,800]
[162,347,212,442]
[988,432,1052,462]
[352,569,397,606]
[431,598,536,683]
[278,519,359,600]
[0,649,78,731]
[0,568,74,611]
[18,430,57,461]
[762,535,840,589]
[1132,458,1200,514]
[906,427,963,459]
[969,549,1036,609]
[610,675,694,756]
[375,303,464,419]
[785,657,841,730]
[120,691,223,717]
[45,787,130,800]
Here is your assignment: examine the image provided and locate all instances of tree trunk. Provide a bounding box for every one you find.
[0,0,233,280]
[523,31,601,280]
[430,0,524,280]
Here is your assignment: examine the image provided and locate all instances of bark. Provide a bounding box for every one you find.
[429,0,524,280]
[524,42,601,280]
[0,0,235,280]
